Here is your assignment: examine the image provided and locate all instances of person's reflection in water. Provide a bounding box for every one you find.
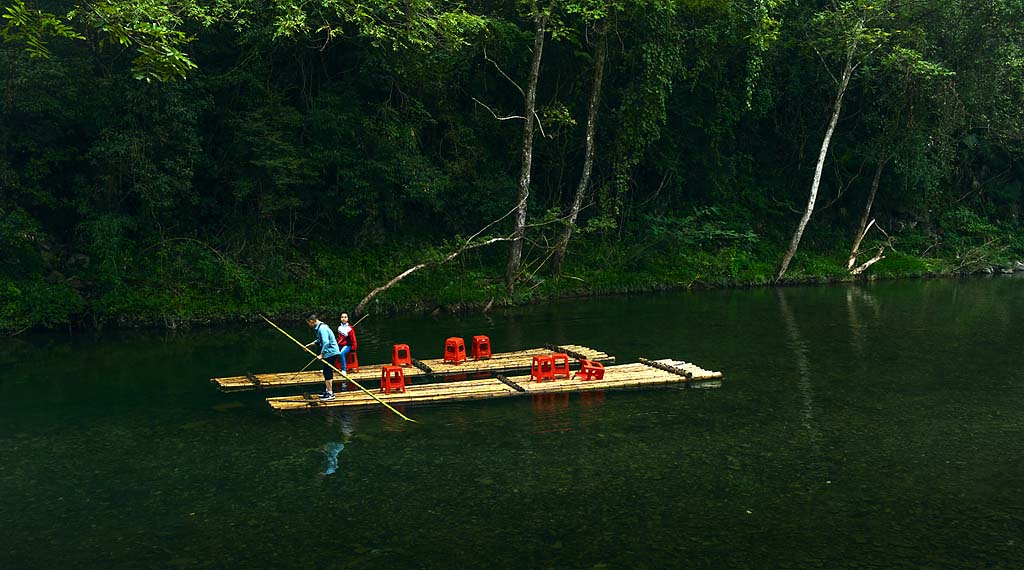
[321,410,357,476]
[322,442,345,475]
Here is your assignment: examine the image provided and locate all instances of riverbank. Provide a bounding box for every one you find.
[4,236,1023,335]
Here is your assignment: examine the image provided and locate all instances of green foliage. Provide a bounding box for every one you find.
[0,206,44,271]
[869,249,935,278]
[789,254,849,280]
[0,0,1022,331]
[810,0,893,59]
[1,0,83,58]
[5,0,203,81]
[940,206,998,239]
[266,0,488,51]
[79,213,136,291]
[605,1,688,223]
[744,0,785,111]
[0,277,85,332]
[644,208,759,248]
[882,46,954,78]
[130,36,198,82]
[932,206,1021,271]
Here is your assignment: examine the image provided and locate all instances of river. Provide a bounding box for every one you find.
[2,276,1022,569]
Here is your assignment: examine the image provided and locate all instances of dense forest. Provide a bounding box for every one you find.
[1,0,1022,333]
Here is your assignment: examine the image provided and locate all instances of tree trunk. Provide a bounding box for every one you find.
[552,24,607,276]
[776,48,855,281]
[847,153,890,270]
[850,245,886,275]
[505,8,548,292]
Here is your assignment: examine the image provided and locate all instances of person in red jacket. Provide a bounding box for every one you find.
[336,312,358,390]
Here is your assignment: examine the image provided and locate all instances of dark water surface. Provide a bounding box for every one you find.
[2,277,1023,569]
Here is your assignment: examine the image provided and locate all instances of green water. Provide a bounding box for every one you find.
[2,277,1023,569]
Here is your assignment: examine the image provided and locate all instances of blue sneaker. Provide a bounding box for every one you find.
[320,392,335,401]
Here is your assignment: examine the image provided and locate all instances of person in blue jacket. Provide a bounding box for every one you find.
[304,312,342,401]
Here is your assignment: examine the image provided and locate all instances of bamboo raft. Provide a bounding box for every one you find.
[265,358,722,411]
[210,344,615,392]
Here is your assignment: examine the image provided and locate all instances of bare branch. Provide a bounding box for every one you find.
[142,237,228,265]
[483,46,525,97]
[352,200,526,315]
[813,47,840,85]
[876,223,904,254]
[472,98,526,121]
[861,218,878,239]
[819,157,867,212]
[352,194,597,316]
[533,110,551,139]
[353,236,513,316]
[951,238,1003,273]
[638,156,679,208]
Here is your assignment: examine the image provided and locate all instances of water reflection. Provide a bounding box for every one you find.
[578,391,605,408]
[6,277,1024,569]
[325,410,357,440]
[322,442,345,475]
[321,410,357,475]
[845,285,878,357]
[776,288,822,458]
[531,393,572,434]
[578,391,606,430]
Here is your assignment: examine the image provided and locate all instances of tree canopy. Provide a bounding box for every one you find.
[1,0,1022,330]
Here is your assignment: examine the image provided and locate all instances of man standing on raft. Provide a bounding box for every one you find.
[304,312,342,401]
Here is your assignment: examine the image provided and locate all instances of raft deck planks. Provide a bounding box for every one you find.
[266,358,722,411]
[210,364,430,392]
[211,344,615,392]
[266,378,519,411]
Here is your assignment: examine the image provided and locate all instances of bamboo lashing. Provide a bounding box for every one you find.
[496,374,526,392]
[543,343,590,361]
[639,357,694,380]
[411,358,434,374]
[246,372,261,388]
[259,314,417,422]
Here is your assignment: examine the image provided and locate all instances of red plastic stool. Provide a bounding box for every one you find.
[551,353,570,379]
[443,337,467,365]
[574,359,605,381]
[531,355,555,382]
[471,335,492,360]
[392,344,412,367]
[380,366,406,394]
[345,351,359,373]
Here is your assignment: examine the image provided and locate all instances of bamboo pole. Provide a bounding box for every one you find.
[286,355,320,384]
[259,314,417,422]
